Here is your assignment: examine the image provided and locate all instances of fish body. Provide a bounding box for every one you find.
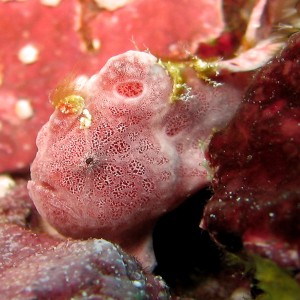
[28,50,241,268]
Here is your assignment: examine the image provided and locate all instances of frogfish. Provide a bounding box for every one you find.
[28,50,242,269]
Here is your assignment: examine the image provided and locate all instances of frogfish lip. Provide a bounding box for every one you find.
[28,179,57,198]
[39,180,56,191]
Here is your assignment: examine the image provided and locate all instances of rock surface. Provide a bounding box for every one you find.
[0,181,171,300]
[201,31,300,269]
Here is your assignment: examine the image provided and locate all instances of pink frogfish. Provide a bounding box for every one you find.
[28,50,242,269]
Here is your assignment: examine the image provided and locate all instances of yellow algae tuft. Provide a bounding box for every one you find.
[80,108,92,129]
[50,75,86,114]
[55,94,85,114]
[159,57,220,103]
[190,57,220,87]
[158,60,186,102]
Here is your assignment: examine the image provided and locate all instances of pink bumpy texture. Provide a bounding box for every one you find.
[28,50,241,268]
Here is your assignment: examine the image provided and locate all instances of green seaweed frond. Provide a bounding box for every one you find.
[253,255,300,300]
[224,252,255,275]
[223,253,300,300]
[158,60,187,102]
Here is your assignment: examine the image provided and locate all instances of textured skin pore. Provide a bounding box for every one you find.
[28,50,242,267]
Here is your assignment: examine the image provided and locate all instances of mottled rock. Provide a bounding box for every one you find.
[0,238,170,300]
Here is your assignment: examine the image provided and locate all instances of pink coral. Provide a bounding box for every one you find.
[28,50,243,269]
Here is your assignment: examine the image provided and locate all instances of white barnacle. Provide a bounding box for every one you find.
[79,108,92,129]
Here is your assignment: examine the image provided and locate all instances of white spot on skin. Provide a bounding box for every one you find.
[40,0,61,6]
[15,99,34,120]
[94,0,133,11]
[15,162,26,169]
[111,15,119,24]
[0,174,16,197]
[18,44,39,64]
[80,108,92,129]
[74,75,89,89]
[23,143,32,151]
[92,39,101,51]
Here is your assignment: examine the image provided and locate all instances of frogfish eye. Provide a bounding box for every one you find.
[85,157,94,165]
